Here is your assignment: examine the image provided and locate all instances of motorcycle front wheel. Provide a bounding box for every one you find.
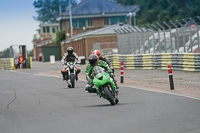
[103,86,116,105]
[70,74,76,88]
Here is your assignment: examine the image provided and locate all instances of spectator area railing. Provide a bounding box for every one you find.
[105,53,200,71]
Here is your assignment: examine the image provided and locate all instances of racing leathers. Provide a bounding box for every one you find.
[63,52,78,63]
[61,52,80,81]
[99,56,115,73]
[85,60,118,93]
[99,56,110,67]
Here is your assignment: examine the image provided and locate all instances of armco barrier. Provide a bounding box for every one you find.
[105,53,200,71]
[142,54,152,69]
[126,54,135,69]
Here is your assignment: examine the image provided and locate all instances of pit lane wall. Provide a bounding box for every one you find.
[0,57,32,70]
[105,53,200,71]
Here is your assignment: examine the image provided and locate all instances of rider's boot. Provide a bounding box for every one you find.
[75,73,78,81]
[61,71,66,80]
[85,84,96,93]
[115,84,119,92]
[76,69,81,81]
[61,70,69,81]
[111,75,119,91]
[67,80,72,88]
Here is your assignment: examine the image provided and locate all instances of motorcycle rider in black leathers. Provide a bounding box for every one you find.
[61,47,81,81]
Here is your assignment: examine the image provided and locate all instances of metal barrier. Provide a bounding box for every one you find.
[105,53,200,71]
[116,19,200,54]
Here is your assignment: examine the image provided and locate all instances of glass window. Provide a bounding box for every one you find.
[61,20,65,31]
[72,19,86,29]
[110,16,127,25]
[111,17,118,25]
[47,27,50,33]
[104,17,110,25]
[87,18,93,27]
[119,16,127,23]
[79,18,86,28]
[43,27,46,33]
[72,19,77,29]
[52,27,56,33]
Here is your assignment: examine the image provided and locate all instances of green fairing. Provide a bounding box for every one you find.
[91,66,116,98]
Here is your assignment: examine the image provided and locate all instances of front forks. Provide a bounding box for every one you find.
[97,83,117,98]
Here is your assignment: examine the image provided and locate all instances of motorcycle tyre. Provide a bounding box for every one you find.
[70,74,76,88]
[115,98,119,104]
[103,86,116,105]
[66,80,71,88]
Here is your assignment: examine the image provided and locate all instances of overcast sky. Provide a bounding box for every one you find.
[0,0,83,52]
[0,0,40,51]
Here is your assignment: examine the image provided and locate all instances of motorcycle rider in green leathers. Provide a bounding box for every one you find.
[85,54,118,93]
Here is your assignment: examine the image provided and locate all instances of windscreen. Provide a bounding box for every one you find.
[92,66,104,77]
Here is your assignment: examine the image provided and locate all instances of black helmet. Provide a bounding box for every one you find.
[67,47,74,54]
[88,54,98,66]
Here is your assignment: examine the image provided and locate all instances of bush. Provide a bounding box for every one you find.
[56,30,66,46]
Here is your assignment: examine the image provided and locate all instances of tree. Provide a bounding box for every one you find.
[116,0,200,25]
[56,30,66,46]
[167,3,179,17]
[0,48,10,58]
[27,49,33,57]
[33,0,77,23]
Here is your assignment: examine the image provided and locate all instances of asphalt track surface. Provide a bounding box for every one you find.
[0,62,200,133]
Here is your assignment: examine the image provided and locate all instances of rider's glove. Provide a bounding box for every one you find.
[108,69,113,73]
[61,59,65,65]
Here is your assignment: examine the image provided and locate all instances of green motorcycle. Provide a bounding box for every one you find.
[91,66,119,105]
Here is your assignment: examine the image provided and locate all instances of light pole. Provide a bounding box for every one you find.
[59,2,62,15]
[69,0,73,37]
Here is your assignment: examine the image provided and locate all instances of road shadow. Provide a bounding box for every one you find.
[83,102,134,108]
[59,86,84,90]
